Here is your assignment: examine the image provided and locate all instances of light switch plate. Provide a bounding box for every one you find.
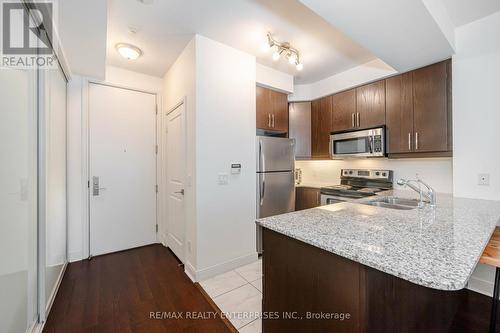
[478,173,490,186]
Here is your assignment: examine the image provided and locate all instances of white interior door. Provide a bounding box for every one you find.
[166,102,186,263]
[89,84,157,256]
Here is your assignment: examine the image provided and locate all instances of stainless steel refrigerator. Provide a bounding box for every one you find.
[256,136,295,253]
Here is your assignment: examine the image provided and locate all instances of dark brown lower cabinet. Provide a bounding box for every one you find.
[262,229,465,333]
[295,187,321,211]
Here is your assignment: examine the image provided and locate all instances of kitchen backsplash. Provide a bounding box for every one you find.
[295,158,453,193]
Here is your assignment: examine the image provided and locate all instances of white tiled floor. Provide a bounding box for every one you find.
[200,259,263,333]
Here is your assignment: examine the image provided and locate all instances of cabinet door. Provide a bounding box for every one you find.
[413,61,449,152]
[311,96,332,158]
[331,89,356,132]
[271,89,289,132]
[289,102,311,159]
[386,73,413,153]
[256,86,272,130]
[356,80,386,129]
[295,187,320,211]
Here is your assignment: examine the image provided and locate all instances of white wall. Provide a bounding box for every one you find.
[67,66,164,262]
[256,63,294,93]
[296,158,453,194]
[105,66,164,93]
[66,76,85,261]
[452,12,500,296]
[289,59,396,101]
[194,35,257,280]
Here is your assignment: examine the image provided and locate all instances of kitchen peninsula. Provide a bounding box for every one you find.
[256,191,500,332]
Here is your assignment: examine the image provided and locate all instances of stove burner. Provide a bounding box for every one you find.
[319,169,393,200]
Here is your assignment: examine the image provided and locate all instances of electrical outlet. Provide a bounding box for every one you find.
[478,173,490,186]
[218,173,229,185]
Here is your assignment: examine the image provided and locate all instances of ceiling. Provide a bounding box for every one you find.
[106,0,376,84]
[441,0,500,27]
[300,0,456,74]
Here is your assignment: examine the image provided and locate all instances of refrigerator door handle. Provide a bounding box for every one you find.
[260,141,265,171]
[260,175,265,206]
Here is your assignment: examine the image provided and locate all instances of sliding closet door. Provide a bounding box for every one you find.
[43,65,68,314]
[0,69,38,332]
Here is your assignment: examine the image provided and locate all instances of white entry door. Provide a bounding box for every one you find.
[166,102,186,262]
[89,83,157,256]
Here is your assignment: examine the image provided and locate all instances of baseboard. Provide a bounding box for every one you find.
[30,322,44,333]
[185,261,197,282]
[45,262,67,317]
[68,251,84,262]
[194,252,258,282]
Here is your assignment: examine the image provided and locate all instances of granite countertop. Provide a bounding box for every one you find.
[256,190,500,291]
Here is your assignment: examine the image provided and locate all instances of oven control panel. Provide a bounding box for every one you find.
[342,169,392,180]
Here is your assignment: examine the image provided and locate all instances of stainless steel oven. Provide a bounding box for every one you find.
[330,127,385,158]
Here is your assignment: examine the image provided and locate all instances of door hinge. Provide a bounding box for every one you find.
[155,145,158,154]
[155,104,158,115]
[156,224,158,233]
[87,180,90,188]
[155,184,159,193]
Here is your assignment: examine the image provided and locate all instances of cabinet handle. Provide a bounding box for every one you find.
[272,114,275,128]
[415,132,419,150]
[268,114,271,127]
[356,113,360,128]
[352,113,355,128]
[408,132,412,151]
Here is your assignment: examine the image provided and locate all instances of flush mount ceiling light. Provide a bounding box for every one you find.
[115,43,143,60]
[264,33,303,71]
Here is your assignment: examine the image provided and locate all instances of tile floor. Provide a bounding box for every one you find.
[200,259,263,333]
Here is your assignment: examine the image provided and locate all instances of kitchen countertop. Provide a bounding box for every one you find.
[256,190,500,290]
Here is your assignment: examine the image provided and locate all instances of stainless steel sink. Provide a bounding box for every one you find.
[363,197,421,210]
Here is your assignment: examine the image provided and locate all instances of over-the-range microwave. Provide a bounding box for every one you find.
[330,126,385,159]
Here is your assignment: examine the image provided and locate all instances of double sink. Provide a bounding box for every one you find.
[363,197,422,210]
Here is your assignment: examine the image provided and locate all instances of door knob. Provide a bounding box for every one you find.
[174,189,185,195]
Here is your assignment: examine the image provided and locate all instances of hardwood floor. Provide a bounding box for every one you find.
[43,244,231,333]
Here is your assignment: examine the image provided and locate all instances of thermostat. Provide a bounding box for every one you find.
[231,163,241,174]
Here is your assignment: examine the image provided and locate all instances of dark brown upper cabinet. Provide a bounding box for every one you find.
[256,86,288,132]
[386,72,414,153]
[356,80,386,129]
[270,89,289,132]
[386,60,451,156]
[412,61,451,153]
[311,96,332,158]
[331,89,356,132]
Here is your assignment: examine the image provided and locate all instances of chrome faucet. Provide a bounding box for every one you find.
[397,176,436,207]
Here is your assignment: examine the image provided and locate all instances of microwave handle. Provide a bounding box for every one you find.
[369,136,374,154]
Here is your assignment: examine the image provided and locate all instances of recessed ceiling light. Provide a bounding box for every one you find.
[116,43,143,60]
[136,0,154,4]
